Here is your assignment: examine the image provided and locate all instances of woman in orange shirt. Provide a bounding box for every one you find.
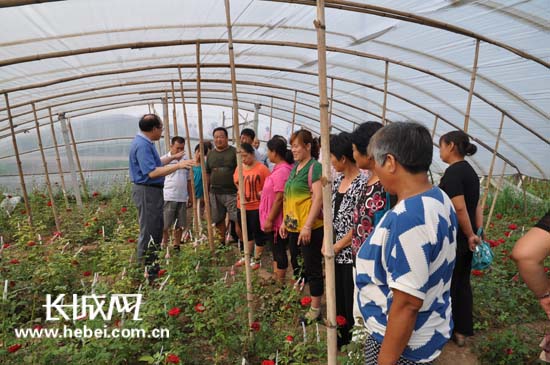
[233,143,271,269]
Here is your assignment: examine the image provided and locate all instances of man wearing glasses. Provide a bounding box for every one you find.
[129,114,195,282]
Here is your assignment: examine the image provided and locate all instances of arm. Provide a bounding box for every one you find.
[148,159,195,179]
[512,227,550,317]
[334,230,353,254]
[264,192,284,232]
[378,289,423,365]
[475,203,483,232]
[298,179,323,245]
[450,195,480,251]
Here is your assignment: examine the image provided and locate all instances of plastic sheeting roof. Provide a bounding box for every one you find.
[0,0,548,178]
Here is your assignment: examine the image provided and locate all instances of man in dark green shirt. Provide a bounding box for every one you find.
[206,127,238,242]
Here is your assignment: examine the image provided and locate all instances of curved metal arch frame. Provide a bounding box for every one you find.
[1,63,542,178]
[0,39,546,146]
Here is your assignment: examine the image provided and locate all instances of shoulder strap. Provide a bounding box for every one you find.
[307,162,314,192]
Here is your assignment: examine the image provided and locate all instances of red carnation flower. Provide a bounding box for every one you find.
[83,271,92,277]
[472,270,484,277]
[498,238,506,244]
[114,319,121,328]
[496,213,503,220]
[168,307,180,317]
[27,241,36,247]
[52,231,62,238]
[505,348,513,355]
[501,249,509,255]
[489,223,494,228]
[545,267,549,273]
[92,191,100,197]
[47,201,52,207]
[250,321,260,332]
[9,259,19,264]
[508,223,518,230]
[158,269,167,278]
[2,243,10,249]
[166,354,180,364]
[120,207,127,213]
[262,361,275,365]
[33,324,43,330]
[300,296,312,307]
[84,222,90,227]
[488,240,498,248]
[128,238,136,243]
[92,217,98,222]
[511,274,519,282]
[285,335,294,343]
[9,281,15,288]
[8,344,22,353]
[336,315,347,327]
[194,303,206,313]
[504,231,511,237]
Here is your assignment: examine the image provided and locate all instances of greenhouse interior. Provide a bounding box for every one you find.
[0,0,548,364]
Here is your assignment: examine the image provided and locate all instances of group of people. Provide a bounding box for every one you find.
[128,113,549,364]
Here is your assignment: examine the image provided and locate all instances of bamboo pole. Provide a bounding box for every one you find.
[32,103,60,231]
[382,60,389,125]
[291,90,297,134]
[224,0,255,342]
[195,43,215,252]
[67,118,88,200]
[314,1,337,362]
[328,77,334,131]
[485,161,507,232]
[58,113,83,208]
[4,93,33,227]
[480,113,505,212]
[431,115,439,139]
[48,107,69,208]
[147,103,152,114]
[171,81,178,136]
[464,39,481,133]
[178,66,200,235]
[269,97,273,139]
[162,95,171,152]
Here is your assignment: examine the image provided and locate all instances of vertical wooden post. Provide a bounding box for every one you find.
[314,1,337,363]
[4,93,33,227]
[178,66,200,235]
[464,39,480,133]
[431,115,439,139]
[171,81,178,136]
[485,161,506,232]
[67,118,88,200]
[291,90,297,134]
[269,97,273,139]
[147,104,152,114]
[195,43,215,252]
[224,0,255,341]
[32,103,60,231]
[48,107,69,208]
[328,77,334,131]
[480,113,505,212]
[58,113,83,208]
[382,60,389,125]
[162,95,171,151]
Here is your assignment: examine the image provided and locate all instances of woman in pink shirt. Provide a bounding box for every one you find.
[260,136,294,284]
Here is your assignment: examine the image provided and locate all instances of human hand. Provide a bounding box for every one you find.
[263,219,273,233]
[279,224,288,239]
[298,226,311,245]
[178,160,197,169]
[187,200,193,208]
[172,150,185,161]
[540,296,550,320]
[468,234,481,251]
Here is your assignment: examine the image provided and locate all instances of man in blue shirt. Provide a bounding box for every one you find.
[129,114,194,281]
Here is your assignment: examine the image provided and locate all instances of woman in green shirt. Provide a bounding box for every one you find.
[279,129,324,322]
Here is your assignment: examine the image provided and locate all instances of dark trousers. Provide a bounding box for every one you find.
[450,242,474,336]
[132,184,163,276]
[336,262,354,348]
[271,233,289,270]
[288,227,324,297]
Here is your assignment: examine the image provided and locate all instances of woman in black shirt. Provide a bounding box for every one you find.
[439,130,483,347]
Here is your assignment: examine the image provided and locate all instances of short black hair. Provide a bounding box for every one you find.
[351,121,384,156]
[194,141,212,155]
[241,128,255,140]
[240,142,255,155]
[213,127,228,137]
[330,132,355,162]
[171,136,185,145]
[138,114,162,132]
